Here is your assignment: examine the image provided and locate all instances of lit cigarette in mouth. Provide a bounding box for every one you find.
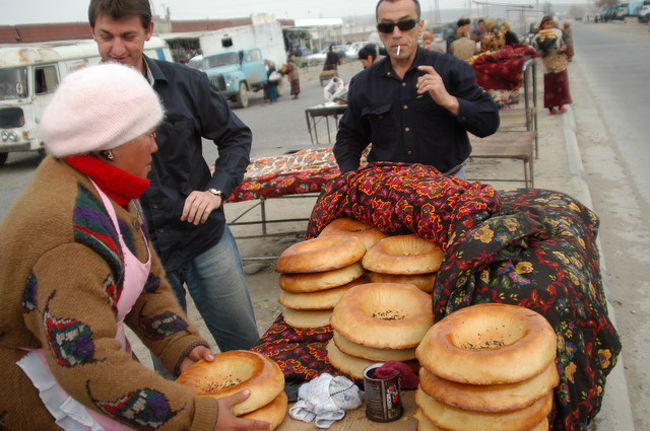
[397,45,401,55]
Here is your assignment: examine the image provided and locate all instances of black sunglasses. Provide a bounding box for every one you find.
[377,19,419,34]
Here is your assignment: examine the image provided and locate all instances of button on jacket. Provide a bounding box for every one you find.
[334,48,499,174]
[142,56,251,271]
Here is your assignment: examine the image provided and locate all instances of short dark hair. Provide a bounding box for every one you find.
[358,44,377,60]
[457,18,470,27]
[375,0,421,21]
[88,0,152,28]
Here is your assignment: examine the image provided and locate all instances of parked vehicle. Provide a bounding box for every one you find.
[306,48,328,65]
[613,1,645,19]
[164,17,287,109]
[345,41,368,59]
[638,3,650,22]
[292,46,313,57]
[201,49,267,108]
[0,38,170,166]
[307,45,347,66]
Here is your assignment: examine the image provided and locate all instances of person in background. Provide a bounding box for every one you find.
[334,0,499,180]
[471,18,487,41]
[88,0,260,369]
[358,43,378,69]
[421,31,434,49]
[323,44,341,71]
[422,31,443,52]
[264,59,280,103]
[449,18,476,61]
[501,21,519,46]
[446,17,471,53]
[562,21,574,61]
[533,15,572,114]
[479,18,505,53]
[283,53,301,99]
[0,63,270,431]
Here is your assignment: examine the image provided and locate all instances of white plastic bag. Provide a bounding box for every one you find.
[323,76,346,102]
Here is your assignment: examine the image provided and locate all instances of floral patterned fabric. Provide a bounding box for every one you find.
[305,162,501,247]
[470,44,537,91]
[256,162,620,431]
[227,148,341,203]
[251,315,338,382]
[488,88,520,108]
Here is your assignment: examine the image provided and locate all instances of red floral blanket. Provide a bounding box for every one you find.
[227,148,341,203]
[471,44,537,91]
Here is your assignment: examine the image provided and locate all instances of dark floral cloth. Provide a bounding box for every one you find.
[296,163,620,431]
[251,315,338,382]
[305,162,502,248]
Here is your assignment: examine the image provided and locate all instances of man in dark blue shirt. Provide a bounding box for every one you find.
[89,0,259,360]
[334,0,499,178]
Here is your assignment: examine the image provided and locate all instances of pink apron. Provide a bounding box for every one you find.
[17,181,151,430]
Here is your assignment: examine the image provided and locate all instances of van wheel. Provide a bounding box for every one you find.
[0,152,7,167]
[235,82,249,108]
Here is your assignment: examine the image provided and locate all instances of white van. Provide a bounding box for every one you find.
[0,37,171,166]
[639,4,650,22]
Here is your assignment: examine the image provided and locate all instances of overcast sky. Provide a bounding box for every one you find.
[0,0,586,26]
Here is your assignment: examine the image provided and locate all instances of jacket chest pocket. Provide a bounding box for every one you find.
[413,98,450,141]
[361,104,394,146]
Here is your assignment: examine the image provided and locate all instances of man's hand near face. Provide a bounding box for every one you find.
[416,65,459,116]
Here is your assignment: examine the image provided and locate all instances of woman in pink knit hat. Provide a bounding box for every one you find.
[0,63,271,431]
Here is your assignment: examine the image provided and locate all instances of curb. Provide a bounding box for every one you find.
[563,107,636,430]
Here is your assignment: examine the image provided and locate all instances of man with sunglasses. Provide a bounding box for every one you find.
[334,0,499,179]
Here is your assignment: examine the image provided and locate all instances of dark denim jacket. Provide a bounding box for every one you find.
[334,48,499,174]
[141,56,252,271]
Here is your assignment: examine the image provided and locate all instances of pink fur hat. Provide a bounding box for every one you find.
[42,63,164,157]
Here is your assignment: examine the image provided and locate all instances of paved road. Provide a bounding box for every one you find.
[572,21,650,206]
[206,61,363,160]
[571,21,650,430]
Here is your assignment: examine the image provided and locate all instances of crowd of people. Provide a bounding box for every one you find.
[0,0,613,430]
[422,14,574,114]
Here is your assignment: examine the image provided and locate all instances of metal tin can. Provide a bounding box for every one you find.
[363,362,403,422]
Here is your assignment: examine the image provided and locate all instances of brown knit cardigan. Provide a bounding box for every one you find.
[0,157,219,430]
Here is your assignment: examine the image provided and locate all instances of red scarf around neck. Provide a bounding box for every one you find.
[64,155,150,207]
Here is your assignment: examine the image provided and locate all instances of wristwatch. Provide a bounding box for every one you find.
[208,188,224,198]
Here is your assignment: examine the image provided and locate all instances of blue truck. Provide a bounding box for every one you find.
[199,49,267,108]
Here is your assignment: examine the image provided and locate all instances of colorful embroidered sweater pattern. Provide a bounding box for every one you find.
[0,157,218,430]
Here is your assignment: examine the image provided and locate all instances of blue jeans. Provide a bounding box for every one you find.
[166,225,259,352]
[453,168,467,180]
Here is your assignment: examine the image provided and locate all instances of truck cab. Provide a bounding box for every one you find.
[203,48,266,108]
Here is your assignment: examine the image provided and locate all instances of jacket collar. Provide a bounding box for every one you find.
[143,55,167,86]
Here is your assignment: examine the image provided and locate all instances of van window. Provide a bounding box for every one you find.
[34,65,59,94]
[0,67,28,100]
